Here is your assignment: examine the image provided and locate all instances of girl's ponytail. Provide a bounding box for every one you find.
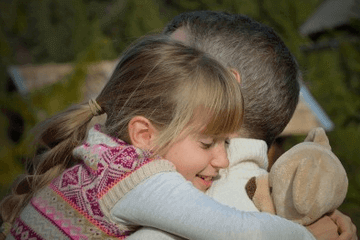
[0,99,104,233]
[32,100,103,175]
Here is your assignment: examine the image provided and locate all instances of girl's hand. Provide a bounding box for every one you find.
[306,210,358,240]
[306,215,339,240]
[329,210,358,240]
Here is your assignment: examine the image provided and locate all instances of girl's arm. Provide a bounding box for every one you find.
[126,227,184,240]
[111,172,315,240]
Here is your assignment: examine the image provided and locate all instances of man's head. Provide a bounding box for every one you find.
[163,11,301,148]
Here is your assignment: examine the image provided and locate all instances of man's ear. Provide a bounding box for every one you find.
[230,69,241,84]
[170,27,188,43]
[128,116,157,150]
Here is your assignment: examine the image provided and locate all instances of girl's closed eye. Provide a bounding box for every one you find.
[199,139,214,149]
[200,137,231,149]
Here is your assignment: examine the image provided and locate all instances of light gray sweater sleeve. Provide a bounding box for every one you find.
[111,172,315,240]
[126,227,185,240]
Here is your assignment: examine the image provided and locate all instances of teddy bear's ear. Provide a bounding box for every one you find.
[304,128,331,150]
[292,158,321,215]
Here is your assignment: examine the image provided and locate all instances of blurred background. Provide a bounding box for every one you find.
[0,0,359,231]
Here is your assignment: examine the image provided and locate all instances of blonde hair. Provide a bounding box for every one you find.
[0,35,243,230]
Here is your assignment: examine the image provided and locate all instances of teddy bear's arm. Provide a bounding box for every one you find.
[246,175,276,214]
[245,177,257,200]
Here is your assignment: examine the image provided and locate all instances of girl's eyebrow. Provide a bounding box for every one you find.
[198,135,228,143]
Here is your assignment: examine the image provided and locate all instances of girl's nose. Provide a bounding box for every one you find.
[211,143,229,169]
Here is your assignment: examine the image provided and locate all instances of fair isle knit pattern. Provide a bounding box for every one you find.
[8,124,176,240]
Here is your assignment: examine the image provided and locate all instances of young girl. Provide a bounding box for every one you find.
[0,36,315,240]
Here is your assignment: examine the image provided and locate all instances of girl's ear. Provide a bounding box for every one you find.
[128,116,157,150]
[230,68,241,84]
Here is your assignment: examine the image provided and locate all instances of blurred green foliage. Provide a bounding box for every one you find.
[0,0,359,231]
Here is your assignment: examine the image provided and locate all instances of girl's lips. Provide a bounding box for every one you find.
[196,174,215,188]
[197,175,213,181]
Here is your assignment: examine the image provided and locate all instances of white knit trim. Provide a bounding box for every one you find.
[227,138,268,170]
[100,160,176,223]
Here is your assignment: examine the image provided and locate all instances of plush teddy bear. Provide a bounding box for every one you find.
[245,127,348,225]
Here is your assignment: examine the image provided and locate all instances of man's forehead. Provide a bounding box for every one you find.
[169,28,188,44]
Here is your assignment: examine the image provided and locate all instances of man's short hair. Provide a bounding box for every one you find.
[163,11,301,147]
